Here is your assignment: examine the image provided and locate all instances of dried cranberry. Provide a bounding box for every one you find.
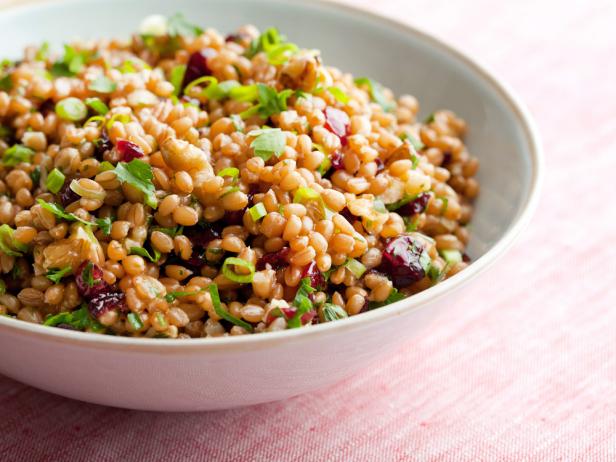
[396,192,431,217]
[462,253,471,263]
[324,107,350,146]
[75,262,109,299]
[330,151,345,171]
[442,152,452,166]
[39,98,55,116]
[185,222,223,249]
[94,130,113,161]
[88,291,126,318]
[301,261,325,290]
[265,306,316,326]
[116,139,144,162]
[181,49,214,91]
[185,250,208,270]
[225,33,248,43]
[378,235,427,288]
[257,247,290,270]
[58,181,79,206]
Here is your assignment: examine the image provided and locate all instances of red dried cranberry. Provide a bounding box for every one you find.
[324,107,350,146]
[185,222,222,249]
[94,130,113,161]
[396,192,431,217]
[257,247,290,271]
[39,98,55,116]
[185,250,208,270]
[462,253,471,263]
[301,310,317,325]
[116,139,144,162]
[442,152,452,166]
[223,209,245,226]
[75,262,108,299]
[301,261,325,290]
[88,291,126,318]
[265,306,316,326]
[181,50,214,91]
[378,235,427,288]
[330,151,345,171]
[58,181,79,206]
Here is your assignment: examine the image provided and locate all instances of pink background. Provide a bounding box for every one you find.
[2,0,615,460]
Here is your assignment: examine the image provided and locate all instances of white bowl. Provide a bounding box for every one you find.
[0,0,542,411]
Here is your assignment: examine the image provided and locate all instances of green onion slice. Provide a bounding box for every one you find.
[248,203,267,221]
[345,258,367,279]
[85,97,110,115]
[208,283,253,331]
[221,257,255,283]
[55,97,88,122]
[45,168,65,194]
[216,167,239,179]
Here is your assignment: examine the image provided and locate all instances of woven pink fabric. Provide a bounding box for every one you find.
[2,0,615,460]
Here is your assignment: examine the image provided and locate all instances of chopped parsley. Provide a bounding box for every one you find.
[240,83,292,119]
[36,199,92,226]
[368,287,405,310]
[248,128,286,161]
[95,217,113,236]
[151,225,184,238]
[288,277,315,328]
[321,303,348,322]
[43,304,105,332]
[245,27,298,64]
[50,45,94,77]
[354,77,395,112]
[46,266,72,284]
[129,246,161,263]
[167,13,203,37]
[113,159,158,209]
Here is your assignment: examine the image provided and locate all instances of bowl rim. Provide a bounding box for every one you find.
[0,0,543,352]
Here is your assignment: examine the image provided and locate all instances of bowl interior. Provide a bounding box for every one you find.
[0,0,534,259]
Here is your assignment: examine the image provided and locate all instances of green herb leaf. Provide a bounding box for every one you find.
[35,42,50,61]
[151,225,183,237]
[0,73,12,91]
[88,75,117,93]
[328,86,350,104]
[113,159,158,209]
[354,77,395,112]
[95,217,113,236]
[44,304,105,332]
[245,27,298,65]
[0,224,27,256]
[129,246,161,263]
[248,128,286,161]
[46,266,72,284]
[385,194,419,212]
[288,277,315,328]
[50,45,93,77]
[368,287,405,310]
[208,283,253,331]
[30,166,41,185]
[167,13,203,37]
[36,199,92,226]
[424,113,435,124]
[222,257,255,283]
[2,144,34,166]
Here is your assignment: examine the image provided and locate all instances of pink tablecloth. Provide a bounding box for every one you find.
[2,0,615,460]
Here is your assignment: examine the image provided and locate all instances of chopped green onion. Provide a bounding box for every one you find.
[36,199,92,226]
[2,144,34,166]
[30,166,41,185]
[35,42,50,61]
[216,167,239,179]
[99,161,114,172]
[84,115,106,126]
[221,257,255,283]
[440,249,462,265]
[88,75,117,93]
[106,112,131,130]
[373,199,388,214]
[400,132,425,151]
[85,97,109,115]
[127,312,144,330]
[229,84,258,102]
[208,283,253,331]
[328,86,350,104]
[184,75,217,96]
[55,97,87,122]
[163,288,205,303]
[293,187,320,203]
[230,114,244,132]
[344,258,367,278]
[45,168,65,194]
[248,203,267,221]
[320,303,348,322]
[386,194,418,212]
[170,64,186,96]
